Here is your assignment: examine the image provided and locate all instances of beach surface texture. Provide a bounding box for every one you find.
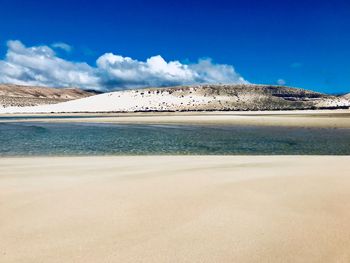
[1,156,350,262]
[1,109,350,128]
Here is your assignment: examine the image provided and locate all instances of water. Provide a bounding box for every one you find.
[0,122,349,155]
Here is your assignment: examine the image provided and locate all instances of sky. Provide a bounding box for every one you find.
[0,0,349,93]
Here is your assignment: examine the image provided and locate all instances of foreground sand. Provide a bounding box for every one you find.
[1,109,350,128]
[1,156,350,262]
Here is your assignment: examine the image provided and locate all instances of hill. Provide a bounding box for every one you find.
[342,93,350,100]
[1,84,349,113]
[0,84,95,107]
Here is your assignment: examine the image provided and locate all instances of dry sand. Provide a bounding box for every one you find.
[1,156,350,262]
[1,109,350,128]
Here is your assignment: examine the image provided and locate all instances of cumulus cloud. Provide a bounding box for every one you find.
[0,40,248,91]
[0,40,100,89]
[51,42,72,52]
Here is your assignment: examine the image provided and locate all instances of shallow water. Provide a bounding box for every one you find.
[0,122,349,155]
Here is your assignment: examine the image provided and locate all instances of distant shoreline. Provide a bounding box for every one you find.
[1,109,350,128]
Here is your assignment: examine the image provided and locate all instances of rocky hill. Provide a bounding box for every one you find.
[124,84,348,111]
[1,84,349,113]
[0,84,95,107]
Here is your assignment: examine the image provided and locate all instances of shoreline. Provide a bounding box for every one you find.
[1,109,350,128]
[1,156,350,262]
[0,110,350,128]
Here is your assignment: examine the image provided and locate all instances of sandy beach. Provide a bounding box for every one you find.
[1,2,350,263]
[1,156,350,262]
[1,109,350,128]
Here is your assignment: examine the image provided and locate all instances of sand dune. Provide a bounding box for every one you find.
[1,156,350,262]
[1,84,349,113]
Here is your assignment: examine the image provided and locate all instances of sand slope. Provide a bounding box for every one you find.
[1,84,349,113]
[1,156,350,262]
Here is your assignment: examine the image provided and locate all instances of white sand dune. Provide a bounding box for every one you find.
[0,88,207,113]
[1,156,350,262]
[1,84,349,113]
[0,87,221,113]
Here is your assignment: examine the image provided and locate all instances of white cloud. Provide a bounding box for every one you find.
[0,40,100,90]
[189,58,246,84]
[51,42,72,52]
[277,79,286,85]
[97,53,195,87]
[0,40,248,91]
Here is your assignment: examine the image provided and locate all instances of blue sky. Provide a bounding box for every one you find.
[0,0,349,93]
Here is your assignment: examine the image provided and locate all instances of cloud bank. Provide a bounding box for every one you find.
[0,40,247,91]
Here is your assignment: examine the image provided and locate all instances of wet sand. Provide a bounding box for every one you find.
[1,156,350,262]
[1,109,350,128]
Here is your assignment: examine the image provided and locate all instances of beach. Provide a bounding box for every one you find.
[1,109,350,128]
[1,156,350,262]
[1,2,350,263]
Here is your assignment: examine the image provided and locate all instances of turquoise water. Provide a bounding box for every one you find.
[0,122,349,155]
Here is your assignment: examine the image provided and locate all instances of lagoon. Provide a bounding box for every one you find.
[0,122,349,155]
